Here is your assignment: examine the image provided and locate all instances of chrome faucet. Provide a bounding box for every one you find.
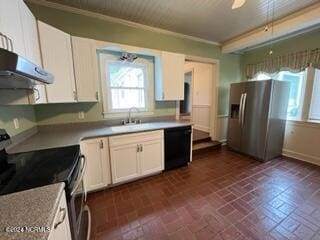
[121,107,141,125]
[128,107,139,124]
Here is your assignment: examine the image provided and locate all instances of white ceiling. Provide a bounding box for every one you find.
[44,0,319,43]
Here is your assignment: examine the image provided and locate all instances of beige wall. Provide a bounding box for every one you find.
[283,121,320,166]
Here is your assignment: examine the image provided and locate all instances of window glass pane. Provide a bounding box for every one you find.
[111,89,145,109]
[109,63,145,88]
[310,69,320,120]
[255,71,305,119]
[280,72,304,119]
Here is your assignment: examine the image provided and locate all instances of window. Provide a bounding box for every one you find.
[278,71,305,119]
[107,62,148,111]
[253,71,305,120]
[309,69,320,121]
[99,50,154,117]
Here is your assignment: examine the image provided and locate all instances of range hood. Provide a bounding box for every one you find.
[0,48,54,89]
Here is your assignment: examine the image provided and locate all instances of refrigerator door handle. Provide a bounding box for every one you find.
[239,93,244,126]
[241,93,247,128]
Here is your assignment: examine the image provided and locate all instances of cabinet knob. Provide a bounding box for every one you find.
[136,144,140,152]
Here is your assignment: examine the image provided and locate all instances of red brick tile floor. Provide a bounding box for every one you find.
[87,148,320,240]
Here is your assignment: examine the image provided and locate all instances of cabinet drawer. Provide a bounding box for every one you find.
[109,130,163,147]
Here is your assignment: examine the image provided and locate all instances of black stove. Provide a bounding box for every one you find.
[0,129,91,240]
[0,145,80,196]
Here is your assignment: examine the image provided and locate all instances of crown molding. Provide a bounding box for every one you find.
[26,0,221,46]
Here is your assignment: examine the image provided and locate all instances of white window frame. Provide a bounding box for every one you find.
[99,53,154,119]
[309,68,320,122]
[279,71,306,121]
[105,61,149,113]
[252,70,307,121]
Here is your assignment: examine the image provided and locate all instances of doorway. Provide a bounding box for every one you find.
[176,58,218,142]
[179,71,193,121]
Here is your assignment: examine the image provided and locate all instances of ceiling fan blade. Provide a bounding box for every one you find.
[232,0,246,9]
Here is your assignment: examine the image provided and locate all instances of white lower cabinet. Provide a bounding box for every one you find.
[80,138,111,192]
[109,143,140,183]
[140,140,164,175]
[48,192,72,240]
[109,130,164,184]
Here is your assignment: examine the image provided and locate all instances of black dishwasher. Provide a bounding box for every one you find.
[164,126,192,170]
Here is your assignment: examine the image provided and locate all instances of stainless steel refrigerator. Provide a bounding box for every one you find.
[227,79,290,161]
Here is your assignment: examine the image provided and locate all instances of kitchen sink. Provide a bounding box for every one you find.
[109,123,154,133]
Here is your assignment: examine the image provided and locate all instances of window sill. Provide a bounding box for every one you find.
[286,119,320,128]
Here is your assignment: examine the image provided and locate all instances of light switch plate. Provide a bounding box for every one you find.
[13,118,19,129]
[78,111,85,119]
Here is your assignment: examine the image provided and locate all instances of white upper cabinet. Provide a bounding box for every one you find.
[71,36,99,102]
[81,138,111,192]
[0,1,47,105]
[155,51,185,101]
[0,0,26,57]
[18,1,42,66]
[38,21,76,103]
[19,2,47,104]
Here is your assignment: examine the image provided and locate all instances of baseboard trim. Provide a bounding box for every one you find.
[282,149,320,166]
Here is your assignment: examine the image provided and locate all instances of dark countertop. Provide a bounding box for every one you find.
[8,121,193,154]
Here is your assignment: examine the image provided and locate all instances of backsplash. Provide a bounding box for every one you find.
[34,101,176,126]
[0,106,36,136]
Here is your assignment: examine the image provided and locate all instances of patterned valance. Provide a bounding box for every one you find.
[246,48,320,79]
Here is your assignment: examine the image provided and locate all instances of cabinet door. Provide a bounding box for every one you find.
[38,21,76,103]
[155,51,185,101]
[19,3,48,104]
[48,192,72,240]
[109,143,140,184]
[140,139,164,176]
[0,0,25,57]
[72,36,99,102]
[81,138,111,192]
[19,1,42,66]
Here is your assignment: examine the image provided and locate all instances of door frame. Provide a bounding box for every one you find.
[175,55,220,141]
[177,68,195,121]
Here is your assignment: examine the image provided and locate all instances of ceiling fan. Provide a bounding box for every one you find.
[232,0,246,9]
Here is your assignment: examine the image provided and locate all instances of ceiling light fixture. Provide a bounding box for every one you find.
[232,0,246,9]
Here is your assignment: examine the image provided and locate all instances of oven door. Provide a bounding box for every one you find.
[69,155,91,240]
